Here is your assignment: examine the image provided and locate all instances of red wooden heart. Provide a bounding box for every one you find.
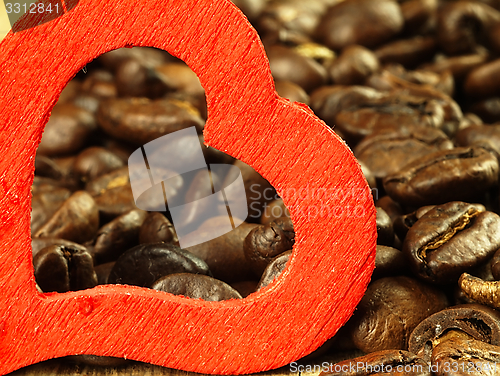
[0,0,376,374]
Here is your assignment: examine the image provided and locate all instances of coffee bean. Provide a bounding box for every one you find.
[256,250,292,290]
[393,205,435,241]
[153,63,205,97]
[151,273,242,301]
[465,58,500,99]
[67,355,128,367]
[376,207,394,246]
[348,276,448,353]
[94,262,115,285]
[97,97,204,145]
[456,124,500,161]
[73,146,124,183]
[260,198,291,225]
[90,209,148,265]
[316,0,404,50]
[400,0,437,34]
[98,47,172,72]
[243,217,294,276]
[34,245,98,293]
[274,80,310,105]
[31,188,71,236]
[230,280,258,298]
[374,36,437,69]
[432,337,500,376]
[320,350,431,376]
[108,243,211,287]
[383,147,499,207]
[267,45,327,92]
[421,52,490,82]
[34,191,99,244]
[373,245,408,279]
[328,45,380,86]
[80,70,117,99]
[139,212,178,245]
[469,97,500,123]
[403,202,500,284]
[37,103,97,157]
[31,238,88,259]
[409,304,500,362]
[115,58,167,98]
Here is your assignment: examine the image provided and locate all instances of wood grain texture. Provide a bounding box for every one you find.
[0,0,376,374]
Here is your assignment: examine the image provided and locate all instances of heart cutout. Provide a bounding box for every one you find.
[0,0,376,374]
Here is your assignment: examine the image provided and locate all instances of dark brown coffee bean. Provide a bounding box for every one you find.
[437,1,500,56]
[58,80,81,105]
[328,45,380,86]
[400,0,437,34]
[274,80,310,105]
[139,212,178,245]
[316,0,404,50]
[108,243,211,287]
[98,47,172,72]
[348,276,448,353]
[320,350,431,376]
[34,191,99,244]
[432,337,500,376]
[32,238,88,259]
[256,250,292,290]
[354,126,453,182]
[34,245,98,293]
[373,245,408,280]
[31,188,71,236]
[37,103,97,157]
[151,273,242,301]
[469,97,500,123]
[375,36,437,69]
[267,45,327,92]
[383,147,499,207]
[80,70,117,99]
[184,221,259,283]
[231,0,266,21]
[73,146,124,183]
[358,160,377,191]
[153,63,205,96]
[403,202,500,284]
[376,207,394,246]
[393,205,435,241]
[90,209,148,265]
[421,52,489,81]
[115,59,167,98]
[455,124,500,161]
[243,217,294,276]
[34,155,66,181]
[260,198,291,225]
[230,280,258,298]
[94,262,115,285]
[375,195,403,223]
[465,59,500,99]
[309,85,382,130]
[409,304,500,363]
[97,97,204,145]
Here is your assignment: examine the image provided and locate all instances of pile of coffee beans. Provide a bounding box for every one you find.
[30,0,500,373]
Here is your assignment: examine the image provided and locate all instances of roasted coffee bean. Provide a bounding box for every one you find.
[455,124,500,161]
[421,52,490,82]
[97,97,204,145]
[491,248,500,280]
[267,45,327,92]
[139,212,178,245]
[354,126,453,182]
[31,238,88,259]
[260,198,291,225]
[400,0,437,34]
[243,217,294,276]
[375,195,403,224]
[34,191,99,244]
[328,45,380,86]
[373,245,408,280]
[348,276,448,353]
[115,58,167,98]
[67,355,128,367]
[73,146,124,183]
[320,350,431,376]
[316,0,404,50]
[153,63,205,96]
[432,337,500,376]
[98,47,172,72]
[223,160,276,222]
[393,205,435,241]
[309,85,382,129]
[80,70,117,99]
[374,36,437,69]
[274,80,310,105]
[376,207,394,246]
[183,221,259,283]
[231,0,266,21]
[383,147,499,207]
[90,209,148,264]
[465,58,500,99]
[437,1,500,56]
[34,245,98,293]
[256,250,292,290]
[37,103,97,157]
[94,262,115,285]
[469,97,500,123]
[151,273,242,301]
[409,304,500,363]
[31,188,71,236]
[108,243,211,287]
[403,202,500,284]
[459,273,500,310]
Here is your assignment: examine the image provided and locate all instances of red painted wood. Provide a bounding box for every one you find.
[0,0,376,374]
